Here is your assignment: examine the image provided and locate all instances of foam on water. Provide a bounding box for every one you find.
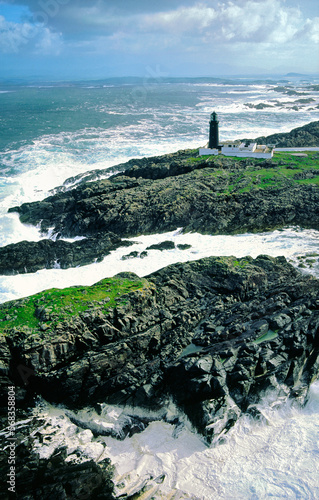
[0,129,202,247]
[0,226,318,303]
[27,380,319,499]
[1,80,319,498]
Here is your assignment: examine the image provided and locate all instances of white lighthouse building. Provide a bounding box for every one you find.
[199,112,274,159]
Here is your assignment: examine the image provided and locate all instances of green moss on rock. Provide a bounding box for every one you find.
[0,276,149,336]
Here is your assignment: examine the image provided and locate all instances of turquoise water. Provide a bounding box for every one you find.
[1,77,319,499]
[1,77,319,247]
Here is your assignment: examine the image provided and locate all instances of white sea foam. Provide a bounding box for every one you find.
[1,80,318,498]
[107,381,319,499]
[0,127,203,248]
[0,213,43,247]
[0,226,318,303]
[28,380,319,499]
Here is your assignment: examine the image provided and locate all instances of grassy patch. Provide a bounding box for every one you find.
[253,330,278,344]
[0,276,149,335]
[298,175,319,187]
[187,156,206,163]
[187,151,319,195]
[232,259,251,268]
[200,151,319,194]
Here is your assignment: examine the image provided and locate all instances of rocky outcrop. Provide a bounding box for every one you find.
[1,123,319,498]
[7,165,319,237]
[1,256,319,443]
[1,121,318,276]
[0,233,133,275]
[255,120,319,147]
[0,413,115,500]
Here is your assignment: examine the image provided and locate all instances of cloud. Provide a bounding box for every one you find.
[139,0,312,45]
[306,17,319,43]
[34,26,63,55]
[5,0,317,47]
[0,14,62,54]
[0,15,33,52]
[1,0,317,76]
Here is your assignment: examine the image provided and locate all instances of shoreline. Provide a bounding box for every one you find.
[0,120,319,499]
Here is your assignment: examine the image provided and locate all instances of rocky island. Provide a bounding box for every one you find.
[0,121,319,499]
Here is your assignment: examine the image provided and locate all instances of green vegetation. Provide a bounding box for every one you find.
[0,276,149,336]
[253,330,278,344]
[232,259,251,268]
[187,156,205,163]
[191,151,319,195]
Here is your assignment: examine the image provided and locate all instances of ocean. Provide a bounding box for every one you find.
[1,76,319,498]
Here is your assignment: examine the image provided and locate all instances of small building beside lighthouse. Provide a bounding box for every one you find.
[199,112,274,158]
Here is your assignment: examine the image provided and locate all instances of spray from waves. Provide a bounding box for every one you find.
[0,121,204,203]
[0,226,318,304]
[26,379,319,499]
[0,124,203,248]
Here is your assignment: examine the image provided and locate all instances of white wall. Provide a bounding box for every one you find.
[199,148,219,156]
[275,147,319,152]
[220,151,273,158]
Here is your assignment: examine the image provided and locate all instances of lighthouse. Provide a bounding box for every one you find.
[208,111,219,149]
[199,111,274,158]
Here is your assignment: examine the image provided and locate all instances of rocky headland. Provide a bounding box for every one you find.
[1,121,319,499]
[1,121,319,276]
[1,255,319,497]
[255,120,319,147]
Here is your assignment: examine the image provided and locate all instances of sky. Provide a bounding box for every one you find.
[0,0,318,80]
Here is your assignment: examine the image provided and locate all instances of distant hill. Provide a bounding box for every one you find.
[285,73,306,77]
[254,121,319,147]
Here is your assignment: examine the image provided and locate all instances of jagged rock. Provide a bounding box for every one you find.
[0,414,115,500]
[121,250,140,260]
[3,121,319,275]
[146,241,175,251]
[255,120,319,147]
[9,172,319,247]
[1,255,319,444]
[177,243,192,250]
[0,233,133,275]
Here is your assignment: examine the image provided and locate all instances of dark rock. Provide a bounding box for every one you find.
[0,233,133,275]
[177,244,192,250]
[4,121,319,276]
[146,241,175,251]
[0,413,115,500]
[121,251,139,260]
[1,255,319,444]
[255,120,319,147]
[9,161,319,249]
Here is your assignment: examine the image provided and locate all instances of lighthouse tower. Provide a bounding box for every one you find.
[199,111,274,157]
[208,111,219,149]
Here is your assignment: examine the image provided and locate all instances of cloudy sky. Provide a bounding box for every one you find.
[0,0,318,80]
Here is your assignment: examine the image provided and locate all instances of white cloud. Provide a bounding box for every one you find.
[0,14,63,55]
[1,0,317,75]
[306,17,319,43]
[0,15,32,52]
[34,26,63,55]
[142,5,217,34]
[137,0,316,45]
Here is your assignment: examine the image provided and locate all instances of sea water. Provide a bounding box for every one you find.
[0,226,319,303]
[1,76,319,498]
